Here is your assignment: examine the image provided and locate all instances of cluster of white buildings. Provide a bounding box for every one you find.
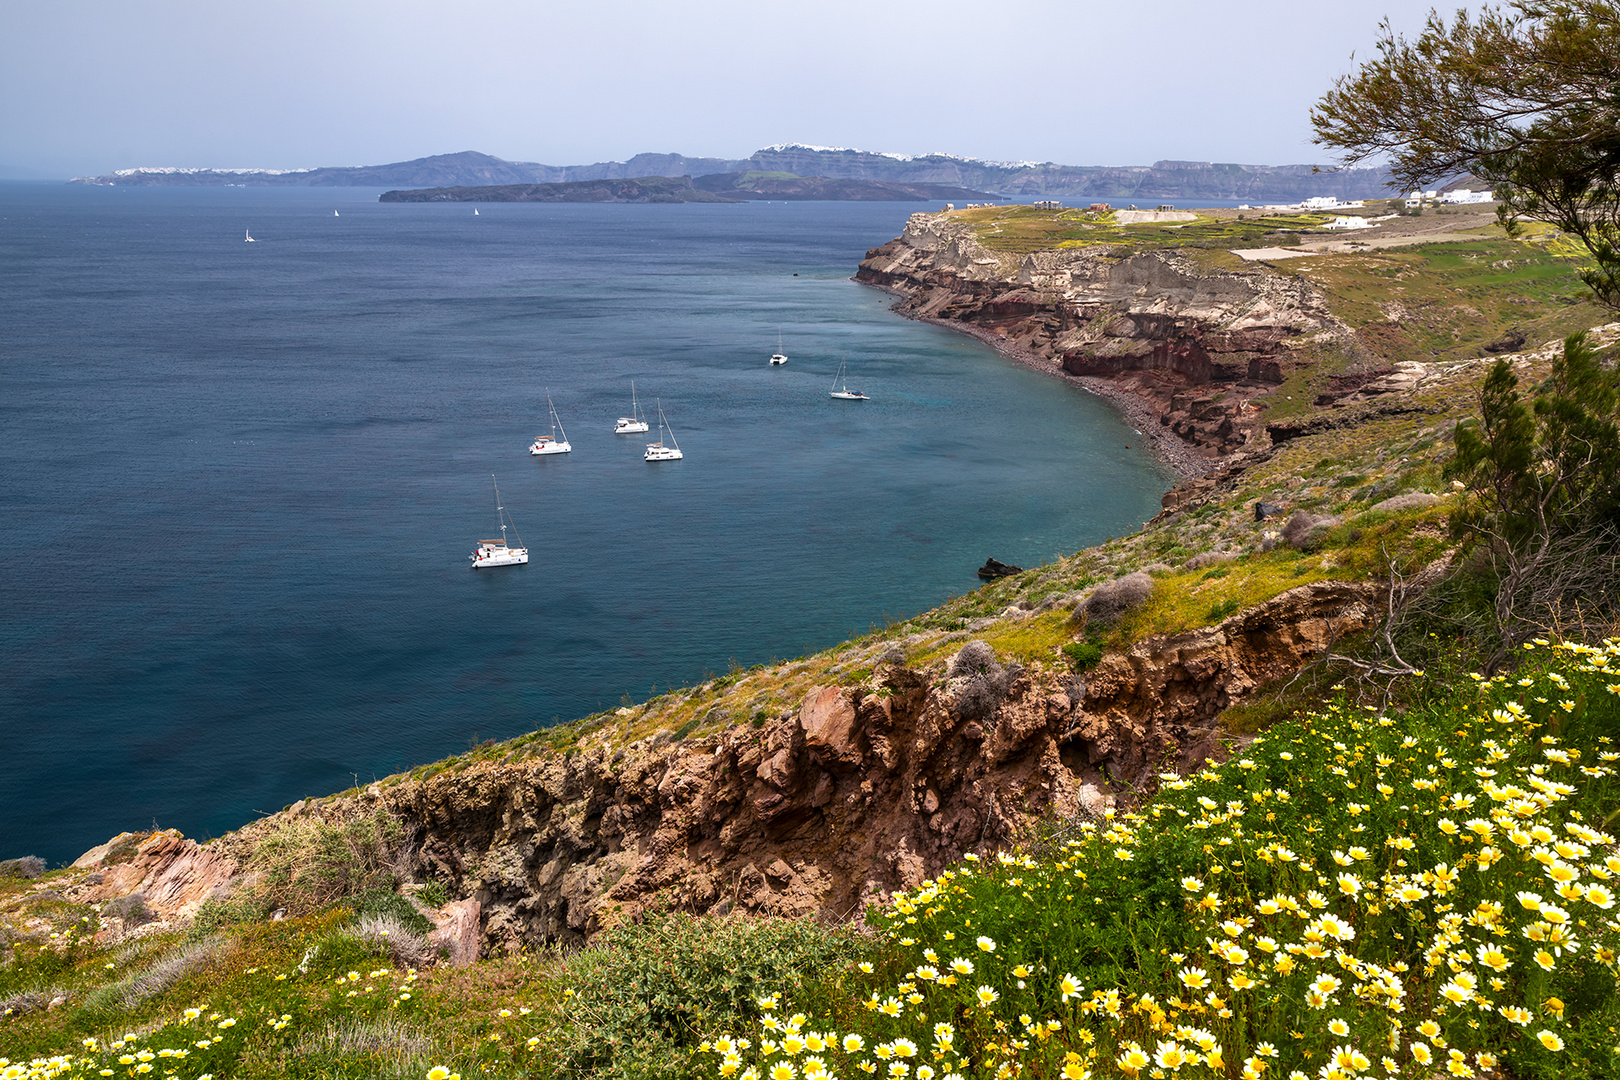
[1408,187,1495,206]
[1300,196,1365,211]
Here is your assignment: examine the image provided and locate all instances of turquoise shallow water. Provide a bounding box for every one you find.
[0,185,1172,863]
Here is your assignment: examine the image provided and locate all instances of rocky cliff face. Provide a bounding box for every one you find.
[76,582,1380,957]
[857,213,1346,465]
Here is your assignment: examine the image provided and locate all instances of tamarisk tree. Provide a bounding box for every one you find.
[1312,1,1620,309]
[1448,332,1620,665]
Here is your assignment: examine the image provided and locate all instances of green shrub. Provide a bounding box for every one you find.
[704,640,1620,1080]
[354,889,434,937]
[245,810,404,916]
[1061,641,1104,670]
[541,911,874,1080]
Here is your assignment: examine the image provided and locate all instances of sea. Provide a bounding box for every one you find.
[0,184,1172,865]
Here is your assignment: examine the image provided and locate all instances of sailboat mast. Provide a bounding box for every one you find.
[492,475,507,545]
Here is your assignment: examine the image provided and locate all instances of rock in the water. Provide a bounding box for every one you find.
[977,557,1022,579]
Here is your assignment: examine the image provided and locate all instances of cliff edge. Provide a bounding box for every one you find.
[856,211,1351,481]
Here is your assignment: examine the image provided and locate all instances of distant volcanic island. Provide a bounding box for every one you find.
[377,172,997,204]
[72,146,1394,203]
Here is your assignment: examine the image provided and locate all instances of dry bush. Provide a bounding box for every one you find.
[298,1016,436,1078]
[101,891,153,928]
[945,641,1019,722]
[246,809,404,916]
[0,856,45,879]
[1080,571,1155,627]
[1182,550,1237,572]
[1282,511,1340,550]
[1,988,60,1017]
[82,935,225,1015]
[347,912,437,969]
[1369,492,1441,514]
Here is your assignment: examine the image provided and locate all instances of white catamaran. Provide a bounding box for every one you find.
[769,330,788,366]
[614,380,650,434]
[829,360,868,400]
[645,400,683,461]
[529,392,572,455]
[470,476,528,568]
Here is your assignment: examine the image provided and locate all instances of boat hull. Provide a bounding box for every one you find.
[471,546,528,568]
[529,440,571,455]
[830,391,868,400]
[614,420,649,434]
[645,446,683,461]
[769,355,788,365]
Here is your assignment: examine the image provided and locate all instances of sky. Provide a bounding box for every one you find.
[0,0,1460,178]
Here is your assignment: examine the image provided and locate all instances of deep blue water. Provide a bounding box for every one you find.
[0,185,1171,865]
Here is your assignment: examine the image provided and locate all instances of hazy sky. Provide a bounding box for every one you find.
[1,0,1457,177]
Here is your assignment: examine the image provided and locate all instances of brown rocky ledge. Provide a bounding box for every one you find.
[856,212,1354,488]
[58,581,1380,957]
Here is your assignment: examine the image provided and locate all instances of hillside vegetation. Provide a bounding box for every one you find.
[5,223,1620,1080]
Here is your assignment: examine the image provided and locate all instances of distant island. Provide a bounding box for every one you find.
[70,145,1395,201]
[377,172,998,204]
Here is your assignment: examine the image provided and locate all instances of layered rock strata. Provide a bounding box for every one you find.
[65,582,1380,956]
[856,212,1347,476]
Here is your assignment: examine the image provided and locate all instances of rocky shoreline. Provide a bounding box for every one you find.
[912,309,1219,483]
[858,278,1219,484]
[853,212,1351,494]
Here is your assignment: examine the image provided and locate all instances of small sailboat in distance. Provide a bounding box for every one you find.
[474,208,480,216]
[470,476,528,568]
[244,229,256,243]
[614,380,650,434]
[333,210,340,217]
[769,329,788,366]
[829,360,868,400]
[529,391,572,455]
[645,400,683,461]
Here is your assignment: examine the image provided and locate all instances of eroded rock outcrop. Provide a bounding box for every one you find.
[85,579,1377,958]
[856,213,1347,461]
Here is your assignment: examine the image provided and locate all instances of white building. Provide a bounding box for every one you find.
[1324,216,1376,230]
[1440,188,1495,204]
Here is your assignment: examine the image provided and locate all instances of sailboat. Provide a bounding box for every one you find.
[529,392,572,455]
[244,229,256,243]
[474,208,480,216]
[644,400,683,461]
[470,476,528,568]
[829,360,868,400]
[769,330,788,366]
[614,380,650,434]
[333,210,340,217]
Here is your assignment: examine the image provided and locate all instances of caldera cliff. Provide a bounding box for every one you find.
[856,211,1362,478]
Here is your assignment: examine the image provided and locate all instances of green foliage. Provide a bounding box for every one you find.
[1062,641,1104,670]
[1312,1,1620,309]
[534,911,874,1080]
[1448,332,1620,663]
[1452,332,1620,547]
[245,810,405,917]
[353,889,434,937]
[705,640,1620,1080]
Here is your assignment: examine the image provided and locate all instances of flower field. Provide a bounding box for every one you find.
[4,642,1620,1080]
[700,641,1620,1080]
